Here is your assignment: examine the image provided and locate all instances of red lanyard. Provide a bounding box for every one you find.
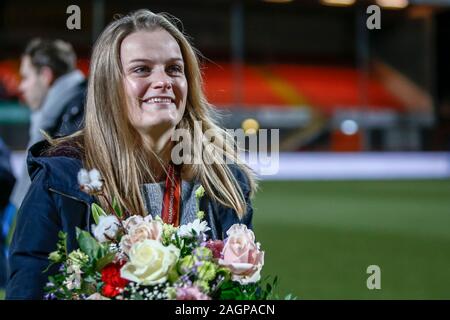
[161,163,181,227]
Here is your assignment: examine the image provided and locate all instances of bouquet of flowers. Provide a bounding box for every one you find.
[44,168,286,300]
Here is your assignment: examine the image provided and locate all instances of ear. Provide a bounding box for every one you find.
[39,66,55,86]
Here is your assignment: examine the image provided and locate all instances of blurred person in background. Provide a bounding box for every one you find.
[0,137,15,288]
[0,38,87,282]
[9,38,87,208]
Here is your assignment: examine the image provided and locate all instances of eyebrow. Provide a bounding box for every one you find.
[127,58,184,64]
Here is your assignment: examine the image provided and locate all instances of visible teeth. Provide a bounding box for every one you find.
[147,97,172,103]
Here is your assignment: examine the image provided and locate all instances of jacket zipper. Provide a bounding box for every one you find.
[48,187,92,229]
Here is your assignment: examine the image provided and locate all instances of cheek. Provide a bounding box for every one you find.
[124,78,148,120]
[124,77,148,100]
[36,79,46,92]
[175,78,188,112]
[179,78,188,102]
[23,78,35,93]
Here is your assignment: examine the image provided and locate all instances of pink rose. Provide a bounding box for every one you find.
[218,224,264,284]
[122,215,149,231]
[131,221,162,242]
[119,216,163,254]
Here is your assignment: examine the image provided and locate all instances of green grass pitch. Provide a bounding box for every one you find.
[253,179,450,299]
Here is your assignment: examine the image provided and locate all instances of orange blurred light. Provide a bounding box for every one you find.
[376,0,409,9]
[320,0,356,7]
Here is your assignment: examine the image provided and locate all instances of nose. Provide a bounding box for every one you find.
[152,80,172,90]
[151,71,172,90]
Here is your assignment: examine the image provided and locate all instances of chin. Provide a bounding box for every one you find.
[139,118,178,131]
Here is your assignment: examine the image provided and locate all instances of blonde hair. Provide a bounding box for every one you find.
[54,9,257,219]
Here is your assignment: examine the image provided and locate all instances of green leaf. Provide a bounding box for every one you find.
[266,283,272,296]
[112,197,123,219]
[168,265,180,283]
[219,290,237,300]
[91,203,107,225]
[76,227,102,260]
[95,252,116,271]
[273,276,278,288]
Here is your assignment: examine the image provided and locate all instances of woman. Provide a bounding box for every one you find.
[6,9,257,300]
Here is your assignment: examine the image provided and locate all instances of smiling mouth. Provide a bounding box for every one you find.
[143,97,174,104]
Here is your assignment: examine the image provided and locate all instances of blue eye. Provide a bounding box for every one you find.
[133,66,150,74]
[168,65,183,74]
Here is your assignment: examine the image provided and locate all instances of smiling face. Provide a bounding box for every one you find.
[120,29,188,138]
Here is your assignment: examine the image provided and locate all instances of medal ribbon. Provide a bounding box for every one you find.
[161,163,181,226]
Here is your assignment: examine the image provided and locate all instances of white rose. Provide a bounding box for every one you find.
[177,219,211,238]
[92,215,121,243]
[120,239,180,285]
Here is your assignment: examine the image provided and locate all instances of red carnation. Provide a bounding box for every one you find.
[101,261,129,298]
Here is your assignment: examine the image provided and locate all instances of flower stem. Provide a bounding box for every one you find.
[99,193,126,222]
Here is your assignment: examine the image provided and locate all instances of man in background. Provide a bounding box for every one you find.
[1,39,86,286]
[11,38,86,211]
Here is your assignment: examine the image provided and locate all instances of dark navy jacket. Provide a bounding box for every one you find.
[6,140,253,300]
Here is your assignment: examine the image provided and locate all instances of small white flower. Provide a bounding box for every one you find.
[177,219,211,238]
[92,215,121,242]
[63,267,83,290]
[67,263,82,275]
[78,168,103,194]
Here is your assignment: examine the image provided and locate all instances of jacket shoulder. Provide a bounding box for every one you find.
[26,140,87,200]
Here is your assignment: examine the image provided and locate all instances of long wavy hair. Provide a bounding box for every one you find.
[52,9,257,218]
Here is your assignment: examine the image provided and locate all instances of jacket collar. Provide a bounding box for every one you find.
[27,140,94,205]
